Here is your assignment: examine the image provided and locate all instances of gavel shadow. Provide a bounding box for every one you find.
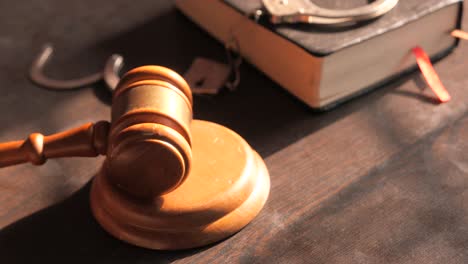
[0,181,207,264]
[0,179,225,264]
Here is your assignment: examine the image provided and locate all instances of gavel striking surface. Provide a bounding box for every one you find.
[91,120,270,249]
[0,64,270,250]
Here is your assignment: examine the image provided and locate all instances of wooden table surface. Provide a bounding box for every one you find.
[0,1,467,263]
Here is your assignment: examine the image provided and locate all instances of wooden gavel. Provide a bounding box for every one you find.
[0,66,270,250]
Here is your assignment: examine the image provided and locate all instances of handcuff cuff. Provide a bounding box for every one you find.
[29,0,399,92]
[29,42,241,95]
[261,0,399,25]
[262,0,398,26]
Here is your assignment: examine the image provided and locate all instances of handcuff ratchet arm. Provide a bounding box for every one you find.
[262,0,399,25]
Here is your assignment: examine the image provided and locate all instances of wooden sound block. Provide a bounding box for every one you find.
[90,120,270,250]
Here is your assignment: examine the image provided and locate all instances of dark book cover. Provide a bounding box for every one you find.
[224,0,463,56]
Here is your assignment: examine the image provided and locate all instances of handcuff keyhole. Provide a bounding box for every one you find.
[195,78,206,87]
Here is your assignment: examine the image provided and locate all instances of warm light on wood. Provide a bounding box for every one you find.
[0,65,270,250]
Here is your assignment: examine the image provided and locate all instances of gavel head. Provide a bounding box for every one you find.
[105,66,193,198]
[69,64,271,250]
[0,63,270,250]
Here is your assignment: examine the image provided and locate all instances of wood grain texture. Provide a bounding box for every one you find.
[0,121,109,167]
[0,0,467,263]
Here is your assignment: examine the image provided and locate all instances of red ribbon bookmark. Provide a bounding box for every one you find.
[412,46,451,103]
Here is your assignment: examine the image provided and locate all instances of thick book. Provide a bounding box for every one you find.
[176,0,463,109]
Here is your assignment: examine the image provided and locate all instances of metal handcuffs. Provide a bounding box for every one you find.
[29,1,398,92]
[262,0,399,25]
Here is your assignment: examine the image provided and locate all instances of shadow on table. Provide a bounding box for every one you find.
[0,181,210,264]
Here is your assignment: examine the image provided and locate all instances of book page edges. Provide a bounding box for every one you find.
[176,0,460,108]
[176,0,322,107]
[320,3,460,106]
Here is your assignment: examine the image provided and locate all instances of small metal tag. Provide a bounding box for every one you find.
[184,57,231,95]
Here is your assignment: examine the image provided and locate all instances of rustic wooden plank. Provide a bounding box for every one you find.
[207,114,468,264]
[0,1,467,263]
[174,47,468,264]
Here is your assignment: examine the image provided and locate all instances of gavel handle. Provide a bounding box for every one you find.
[0,121,110,168]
